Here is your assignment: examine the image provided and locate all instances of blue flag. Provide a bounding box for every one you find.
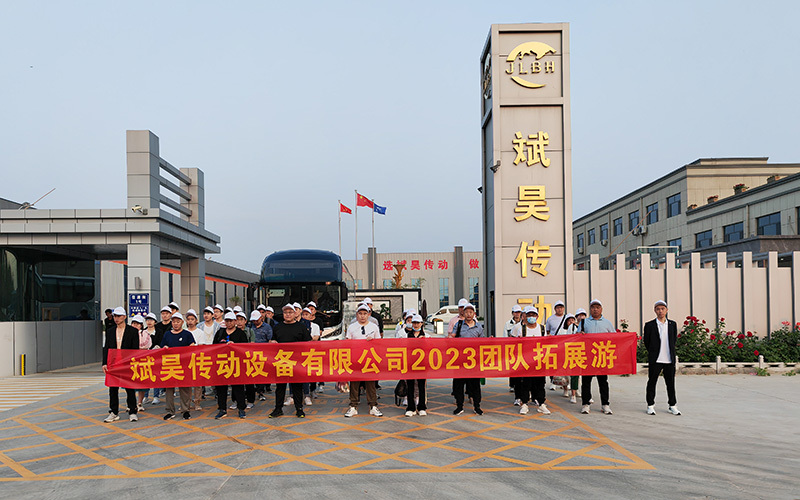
[373,203,386,215]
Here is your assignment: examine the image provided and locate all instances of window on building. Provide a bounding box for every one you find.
[411,278,421,287]
[668,237,682,252]
[587,228,596,245]
[613,217,623,236]
[439,278,449,307]
[355,279,363,290]
[695,230,713,249]
[468,277,479,313]
[382,279,393,289]
[629,210,639,231]
[667,193,681,217]
[646,202,658,224]
[600,223,608,241]
[577,233,584,249]
[757,212,781,236]
[724,222,744,242]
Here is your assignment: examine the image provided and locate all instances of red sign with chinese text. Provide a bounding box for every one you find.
[105,333,637,389]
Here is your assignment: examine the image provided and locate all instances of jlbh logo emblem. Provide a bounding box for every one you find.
[505,41,557,89]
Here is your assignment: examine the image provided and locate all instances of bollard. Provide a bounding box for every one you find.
[716,356,722,374]
[758,355,764,369]
[20,354,26,376]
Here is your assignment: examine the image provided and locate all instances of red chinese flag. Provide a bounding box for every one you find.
[356,192,374,209]
[340,203,352,214]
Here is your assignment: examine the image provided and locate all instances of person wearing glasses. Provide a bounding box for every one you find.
[344,304,383,418]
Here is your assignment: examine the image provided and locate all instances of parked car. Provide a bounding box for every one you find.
[426,305,460,325]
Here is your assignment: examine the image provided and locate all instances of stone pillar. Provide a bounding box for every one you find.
[126,131,161,211]
[181,167,204,228]
[127,241,161,315]
[367,247,377,289]
[181,257,206,315]
[453,246,464,302]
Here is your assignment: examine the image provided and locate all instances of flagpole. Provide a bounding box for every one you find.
[371,198,375,250]
[354,190,358,288]
[338,200,342,257]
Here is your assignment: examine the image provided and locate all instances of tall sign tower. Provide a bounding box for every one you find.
[480,23,573,335]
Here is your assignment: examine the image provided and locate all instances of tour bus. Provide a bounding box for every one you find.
[255,249,352,340]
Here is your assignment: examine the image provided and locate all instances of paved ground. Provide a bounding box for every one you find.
[0,365,104,412]
[0,366,798,499]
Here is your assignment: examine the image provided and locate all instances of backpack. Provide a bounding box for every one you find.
[455,320,463,337]
[394,380,407,406]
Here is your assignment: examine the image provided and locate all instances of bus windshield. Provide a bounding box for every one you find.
[262,283,342,328]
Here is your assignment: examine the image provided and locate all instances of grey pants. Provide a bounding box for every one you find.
[166,387,192,414]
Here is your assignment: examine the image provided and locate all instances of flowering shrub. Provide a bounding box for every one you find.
[636,317,800,363]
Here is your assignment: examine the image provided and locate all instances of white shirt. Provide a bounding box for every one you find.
[309,322,321,340]
[545,313,566,335]
[503,319,519,337]
[656,318,671,363]
[510,321,542,337]
[187,327,205,346]
[346,321,380,340]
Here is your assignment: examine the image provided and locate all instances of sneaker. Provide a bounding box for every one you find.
[137,404,145,412]
[258,394,266,401]
[646,406,656,415]
[370,406,383,417]
[474,407,484,415]
[344,407,358,418]
[214,410,227,419]
[193,404,202,411]
[183,411,191,420]
[563,390,570,398]
[513,398,521,406]
[316,386,324,394]
[104,413,119,423]
[296,410,305,418]
[538,404,551,415]
[405,410,415,417]
[549,383,556,391]
[229,404,238,410]
[163,413,175,420]
[668,406,682,415]
[581,405,590,414]
[129,413,138,422]
[602,405,613,415]
[418,410,427,416]
[531,399,540,407]
[401,397,407,406]
[246,403,254,410]
[589,398,594,404]
[304,396,313,406]
[569,395,577,404]
[284,398,294,407]
[519,403,529,415]
[269,409,283,418]
[151,397,160,405]
[238,410,246,419]
[453,407,464,415]
[508,387,515,392]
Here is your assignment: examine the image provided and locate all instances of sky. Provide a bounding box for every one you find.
[2,1,798,273]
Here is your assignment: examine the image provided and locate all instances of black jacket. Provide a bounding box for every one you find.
[643,318,678,365]
[103,324,140,365]
[273,322,312,343]
[213,327,249,344]
[370,310,384,333]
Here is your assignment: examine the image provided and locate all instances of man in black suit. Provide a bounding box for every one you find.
[102,307,142,422]
[642,300,681,416]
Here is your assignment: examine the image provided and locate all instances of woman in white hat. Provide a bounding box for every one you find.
[102,307,141,423]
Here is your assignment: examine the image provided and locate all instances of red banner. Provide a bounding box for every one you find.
[105,333,637,389]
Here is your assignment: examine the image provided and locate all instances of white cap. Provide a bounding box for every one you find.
[575,308,587,316]
[265,306,274,313]
[185,309,198,319]
[233,306,243,313]
[236,311,247,319]
[168,302,179,309]
[257,304,266,311]
[112,306,126,316]
[302,307,311,313]
[457,298,469,307]
[131,314,145,324]
[404,310,414,319]
[523,306,539,315]
[463,302,475,311]
[223,312,236,321]
[292,302,302,310]
[511,304,522,313]
[282,303,294,311]
[589,299,602,307]
[357,304,371,312]
[145,312,157,321]
[565,313,576,321]
[554,300,565,308]
[203,306,214,314]
[225,307,233,313]
[411,314,424,323]
[654,300,667,308]
[161,306,171,313]
[250,311,261,321]
[171,312,184,322]
[213,304,224,311]
[307,301,317,308]
[363,297,373,305]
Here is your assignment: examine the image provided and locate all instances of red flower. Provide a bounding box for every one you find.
[717,340,723,345]
[728,345,733,349]
[677,334,681,338]
[726,331,733,336]
[720,317,725,322]
[684,321,688,326]
[754,350,759,356]
[710,334,716,340]
[702,319,706,324]
[686,316,691,320]
[737,342,744,348]
[746,331,752,335]
[738,334,745,339]
[746,332,753,337]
